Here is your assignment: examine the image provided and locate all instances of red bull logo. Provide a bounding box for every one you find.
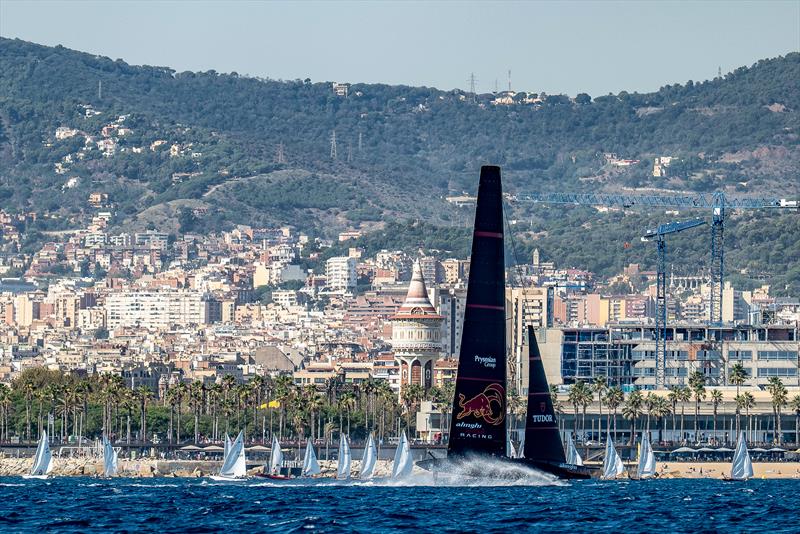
[456,383,505,425]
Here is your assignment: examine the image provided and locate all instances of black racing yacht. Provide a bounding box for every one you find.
[416,165,591,480]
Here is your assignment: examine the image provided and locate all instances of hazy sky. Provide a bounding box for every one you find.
[1,0,798,95]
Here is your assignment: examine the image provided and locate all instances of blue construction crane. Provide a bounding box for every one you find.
[515,191,798,323]
[642,218,707,389]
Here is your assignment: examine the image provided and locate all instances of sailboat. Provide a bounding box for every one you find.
[636,435,656,479]
[566,434,584,467]
[602,432,625,480]
[336,434,352,480]
[507,433,518,459]
[209,431,247,481]
[725,431,754,481]
[519,327,592,478]
[359,433,377,479]
[23,430,54,479]
[416,166,590,479]
[302,439,321,477]
[391,431,413,479]
[416,166,510,475]
[102,436,118,478]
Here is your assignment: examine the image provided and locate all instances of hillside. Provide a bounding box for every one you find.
[0,38,798,291]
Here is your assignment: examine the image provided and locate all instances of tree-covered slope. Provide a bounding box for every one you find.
[0,38,797,291]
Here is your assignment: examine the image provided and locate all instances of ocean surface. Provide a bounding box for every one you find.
[0,475,797,533]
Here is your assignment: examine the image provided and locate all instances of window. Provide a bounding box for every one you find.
[757,368,798,378]
[757,351,798,361]
[729,350,752,361]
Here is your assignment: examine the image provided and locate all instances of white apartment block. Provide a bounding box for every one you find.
[106,290,205,329]
[325,256,357,294]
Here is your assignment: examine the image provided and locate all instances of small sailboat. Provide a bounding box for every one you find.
[210,431,247,481]
[566,434,584,467]
[337,434,352,480]
[602,432,625,480]
[302,439,321,477]
[23,431,54,479]
[270,435,284,474]
[507,433,518,459]
[391,431,413,479]
[636,435,656,479]
[103,436,118,478]
[359,433,377,479]
[725,431,754,481]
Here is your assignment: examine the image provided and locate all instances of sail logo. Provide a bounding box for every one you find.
[474,355,497,369]
[456,383,505,425]
[530,414,554,423]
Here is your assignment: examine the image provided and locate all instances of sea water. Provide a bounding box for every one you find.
[0,476,797,532]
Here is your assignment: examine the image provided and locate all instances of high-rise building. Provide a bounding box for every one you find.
[325,256,357,294]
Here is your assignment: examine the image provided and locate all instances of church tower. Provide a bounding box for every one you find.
[391,260,443,392]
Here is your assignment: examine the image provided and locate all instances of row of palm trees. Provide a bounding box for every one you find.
[0,367,450,445]
[563,369,800,446]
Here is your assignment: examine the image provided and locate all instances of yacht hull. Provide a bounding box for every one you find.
[208,475,248,482]
[22,475,49,480]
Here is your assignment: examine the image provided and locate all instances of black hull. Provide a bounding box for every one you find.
[416,455,594,481]
[518,459,594,480]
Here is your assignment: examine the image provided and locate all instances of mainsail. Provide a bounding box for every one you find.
[602,432,625,479]
[223,433,231,462]
[730,431,754,481]
[103,436,118,477]
[302,439,321,477]
[359,433,377,479]
[270,435,284,475]
[637,435,656,479]
[30,430,53,477]
[448,165,507,458]
[337,435,352,480]
[392,431,413,479]
[566,434,583,467]
[523,327,568,465]
[219,431,247,478]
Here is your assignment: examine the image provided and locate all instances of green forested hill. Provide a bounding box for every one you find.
[0,38,797,291]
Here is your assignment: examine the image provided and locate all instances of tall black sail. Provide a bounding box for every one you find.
[448,165,507,457]
[523,326,567,463]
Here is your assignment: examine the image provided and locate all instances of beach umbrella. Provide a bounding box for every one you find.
[768,447,785,452]
[671,447,697,453]
[204,445,224,451]
[750,447,767,452]
[715,447,734,452]
[180,445,202,451]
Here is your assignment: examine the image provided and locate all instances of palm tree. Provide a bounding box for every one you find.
[136,386,152,443]
[649,395,672,444]
[688,371,706,442]
[273,374,295,438]
[189,380,204,444]
[644,392,659,434]
[667,385,680,443]
[677,386,691,443]
[767,377,787,445]
[709,389,723,444]
[568,381,592,441]
[592,377,607,433]
[604,386,624,440]
[0,383,10,442]
[789,395,800,448]
[622,390,644,445]
[729,363,748,435]
[400,384,423,433]
[736,392,756,438]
